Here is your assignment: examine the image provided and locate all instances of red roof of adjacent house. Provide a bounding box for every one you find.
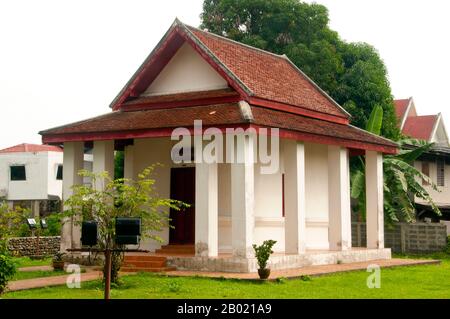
[40,104,397,153]
[394,98,411,121]
[110,19,349,121]
[0,143,62,154]
[402,115,437,141]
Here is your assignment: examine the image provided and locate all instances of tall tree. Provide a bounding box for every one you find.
[200,0,400,140]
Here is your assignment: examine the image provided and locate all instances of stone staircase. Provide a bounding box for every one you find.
[121,245,194,273]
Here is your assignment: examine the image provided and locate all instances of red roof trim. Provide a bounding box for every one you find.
[122,95,242,112]
[248,97,349,125]
[42,124,396,155]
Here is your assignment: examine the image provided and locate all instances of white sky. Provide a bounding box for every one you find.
[0,0,449,149]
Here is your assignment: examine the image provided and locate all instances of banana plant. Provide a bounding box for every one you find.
[351,105,440,223]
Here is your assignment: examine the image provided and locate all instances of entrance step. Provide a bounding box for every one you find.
[122,254,175,273]
[155,244,195,255]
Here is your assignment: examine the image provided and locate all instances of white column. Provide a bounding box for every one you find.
[195,162,218,257]
[366,150,384,249]
[61,141,84,252]
[231,134,255,258]
[328,146,352,251]
[124,145,135,180]
[93,140,115,189]
[32,200,40,218]
[284,140,307,254]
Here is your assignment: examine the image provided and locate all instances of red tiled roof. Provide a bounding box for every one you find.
[40,104,397,153]
[188,26,348,118]
[0,143,62,154]
[402,115,437,141]
[110,20,349,120]
[394,98,410,121]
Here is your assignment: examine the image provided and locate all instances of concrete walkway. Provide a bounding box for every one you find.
[165,258,440,280]
[7,270,103,292]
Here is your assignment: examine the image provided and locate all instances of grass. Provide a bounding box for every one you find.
[3,253,450,299]
[12,257,52,268]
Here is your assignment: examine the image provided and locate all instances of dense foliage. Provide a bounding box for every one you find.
[350,106,440,223]
[200,0,400,139]
[62,166,186,283]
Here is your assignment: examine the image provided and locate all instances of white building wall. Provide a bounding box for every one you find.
[304,143,330,250]
[142,42,228,96]
[415,160,450,204]
[47,151,63,199]
[0,151,59,201]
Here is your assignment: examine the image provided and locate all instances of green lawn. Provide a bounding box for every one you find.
[12,257,52,268]
[3,253,449,299]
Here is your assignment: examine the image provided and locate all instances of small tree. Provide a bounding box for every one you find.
[0,202,28,294]
[62,165,186,284]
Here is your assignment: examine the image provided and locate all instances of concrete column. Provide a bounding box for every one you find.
[93,140,115,189]
[61,141,84,252]
[32,200,40,218]
[365,150,384,249]
[124,145,135,180]
[231,134,255,258]
[195,162,218,257]
[328,146,352,250]
[284,140,307,254]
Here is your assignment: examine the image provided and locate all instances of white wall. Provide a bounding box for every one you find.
[142,42,228,96]
[304,143,330,250]
[0,151,62,201]
[431,119,449,147]
[415,160,450,204]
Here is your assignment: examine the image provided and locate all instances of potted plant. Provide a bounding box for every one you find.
[253,240,277,280]
[52,252,66,271]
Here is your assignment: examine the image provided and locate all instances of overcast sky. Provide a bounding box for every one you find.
[1,0,449,149]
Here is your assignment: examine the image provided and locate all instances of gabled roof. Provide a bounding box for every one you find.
[394,98,411,122]
[402,115,438,141]
[0,143,62,154]
[110,19,350,122]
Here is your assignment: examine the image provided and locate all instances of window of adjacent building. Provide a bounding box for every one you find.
[421,162,430,186]
[56,165,63,180]
[437,159,445,187]
[10,165,26,181]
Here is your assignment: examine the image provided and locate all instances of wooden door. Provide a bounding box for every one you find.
[169,167,195,244]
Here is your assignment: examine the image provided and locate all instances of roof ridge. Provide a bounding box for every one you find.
[185,24,287,60]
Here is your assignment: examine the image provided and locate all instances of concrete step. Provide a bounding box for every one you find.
[122,260,166,268]
[121,266,176,273]
[124,255,167,262]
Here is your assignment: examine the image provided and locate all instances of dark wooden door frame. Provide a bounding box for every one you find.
[169,167,195,244]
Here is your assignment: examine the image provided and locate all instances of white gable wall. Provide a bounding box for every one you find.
[430,116,449,146]
[142,42,228,96]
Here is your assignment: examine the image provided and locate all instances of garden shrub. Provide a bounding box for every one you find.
[0,246,16,294]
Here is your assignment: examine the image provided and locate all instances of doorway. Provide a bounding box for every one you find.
[169,167,195,244]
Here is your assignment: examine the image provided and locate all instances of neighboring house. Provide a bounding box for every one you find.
[40,19,397,272]
[0,143,64,217]
[394,97,450,221]
[0,143,94,217]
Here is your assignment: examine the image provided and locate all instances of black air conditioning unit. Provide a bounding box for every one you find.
[81,221,98,246]
[115,217,141,245]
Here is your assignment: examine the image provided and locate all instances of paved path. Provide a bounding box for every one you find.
[7,271,103,292]
[165,258,440,280]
